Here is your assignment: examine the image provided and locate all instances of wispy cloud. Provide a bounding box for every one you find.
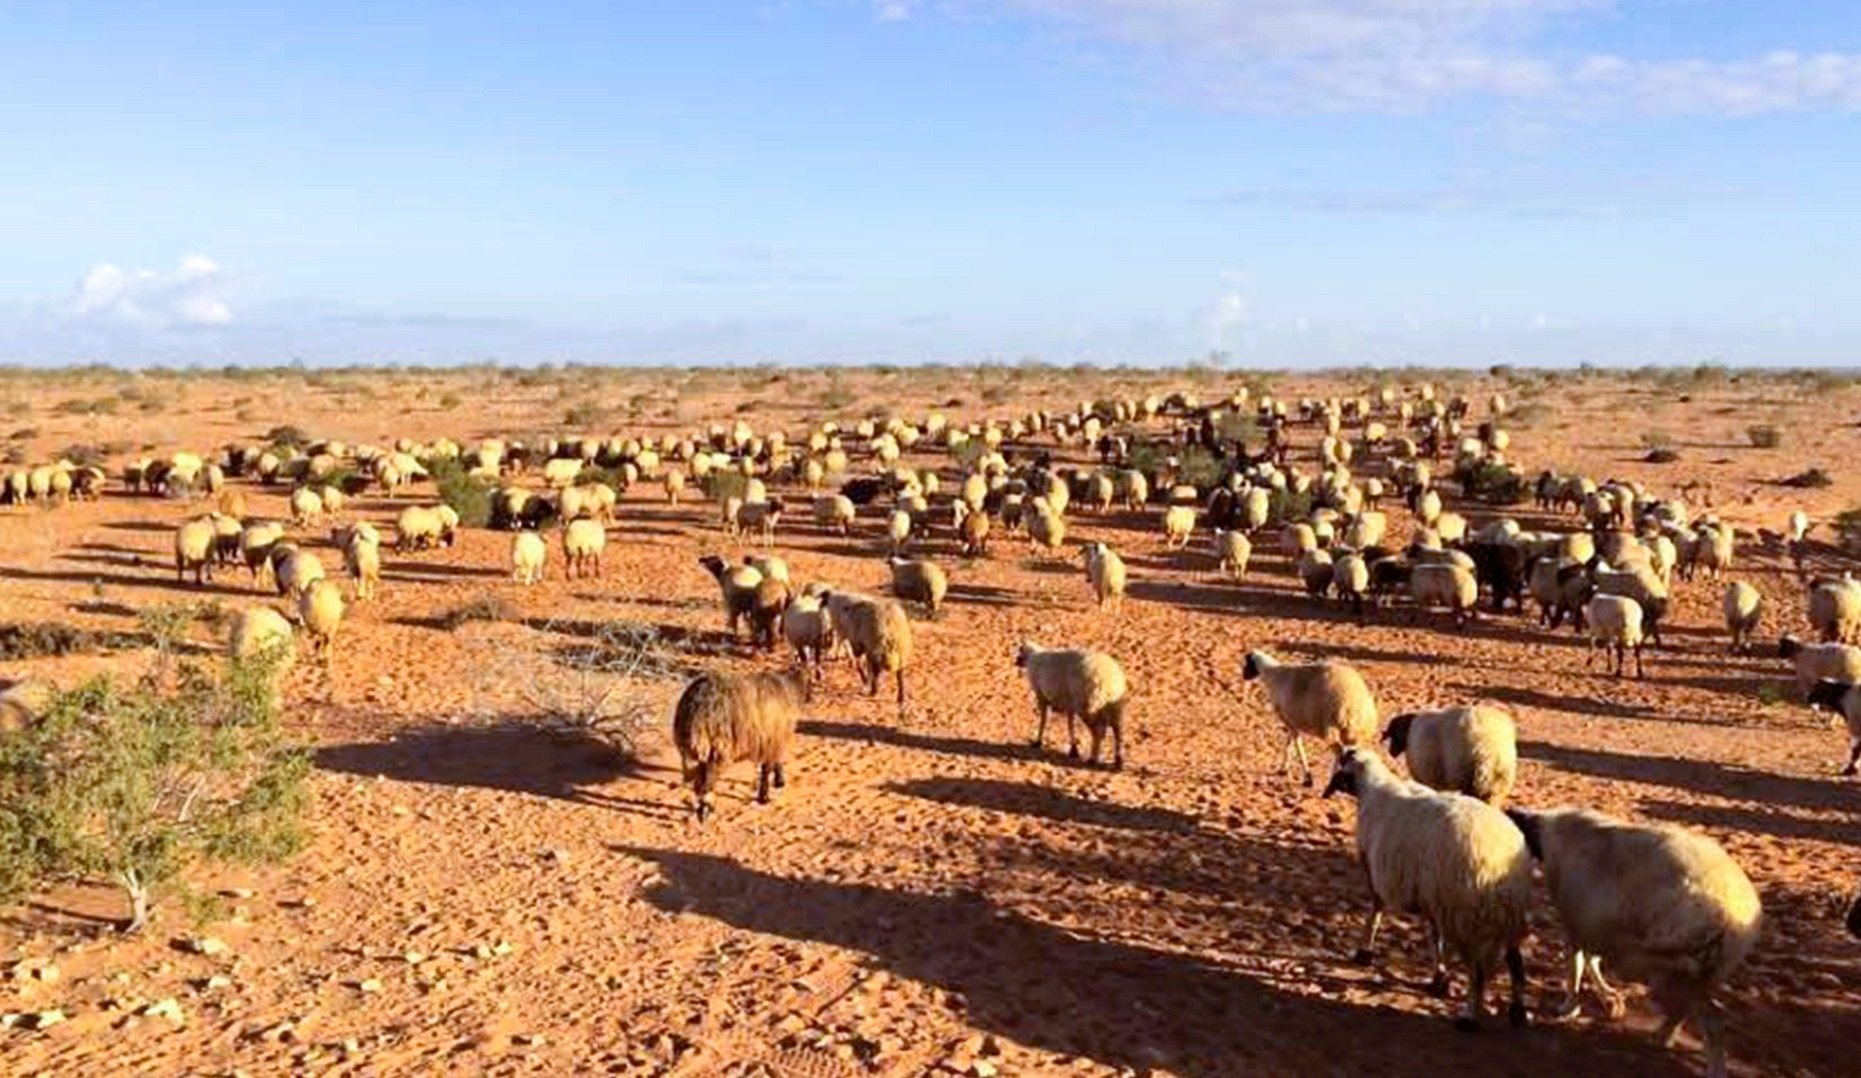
[895,1,1861,115]
[63,254,233,328]
[1207,174,1757,218]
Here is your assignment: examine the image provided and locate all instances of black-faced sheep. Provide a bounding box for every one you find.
[1383,705,1517,806]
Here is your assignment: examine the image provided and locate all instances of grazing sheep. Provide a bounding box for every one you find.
[1283,521,1318,557]
[1015,643,1129,769]
[1242,651,1378,785]
[1804,678,1861,775]
[662,468,686,505]
[1212,527,1252,580]
[1505,807,1761,1078]
[240,522,286,586]
[511,530,547,584]
[174,517,217,585]
[1383,706,1517,805]
[562,517,607,579]
[275,548,326,600]
[737,498,784,546]
[289,485,323,526]
[1722,581,1761,653]
[1323,748,1530,1030]
[745,553,790,585]
[888,556,948,616]
[1332,551,1371,621]
[1025,497,1065,555]
[1081,541,1126,612]
[1410,562,1478,627]
[822,590,913,711]
[227,606,297,681]
[672,668,806,822]
[1779,635,1861,696]
[1807,576,1861,644]
[0,680,49,734]
[1162,504,1196,549]
[343,529,381,601]
[699,554,764,637]
[782,593,836,683]
[813,493,856,535]
[394,505,448,552]
[887,508,913,554]
[958,502,991,557]
[1584,594,1645,678]
[1594,561,1669,647]
[296,578,345,663]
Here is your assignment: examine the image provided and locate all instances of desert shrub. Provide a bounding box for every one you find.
[1455,458,1528,505]
[1747,425,1783,449]
[438,392,462,410]
[0,656,308,931]
[1644,448,1681,463]
[1176,445,1225,490]
[526,621,680,755]
[264,424,311,450]
[1507,401,1553,428]
[980,384,1013,405]
[428,457,494,529]
[1214,410,1259,445]
[1640,430,1675,450]
[55,397,119,417]
[1268,486,1313,523]
[0,621,136,660]
[562,402,604,428]
[1782,467,1833,489]
[137,602,201,684]
[701,469,750,503]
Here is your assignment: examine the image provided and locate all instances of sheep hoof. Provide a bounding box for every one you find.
[1301,773,1314,788]
[1427,972,1450,998]
[1843,764,1858,778]
[1508,1002,1528,1028]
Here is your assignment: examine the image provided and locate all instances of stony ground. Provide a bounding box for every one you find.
[2,366,1859,1077]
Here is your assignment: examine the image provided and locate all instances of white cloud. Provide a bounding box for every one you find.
[63,254,233,328]
[873,1,914,21]
[1205,290,1248,351]
[917,1,1861,114]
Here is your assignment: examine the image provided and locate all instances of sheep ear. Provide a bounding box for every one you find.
[1504,808,1543,858]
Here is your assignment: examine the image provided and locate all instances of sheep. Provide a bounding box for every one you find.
[662,469,686,505]
[289,485,324,526]
[1015,643,1129,769]
[958,501,991,556]
[1722,581,1761,653]
[822,590,913,712]
[210,512,244,566]
[296,578,345,663]
[1804,678,1861,775]
[1584,593,1645,678]
[1807,576,1861,644]
[174,517,217,585]
[1161,504,1196,549]
[343,529,381,602]
[1382,706,1517,806]
[0,680,50,734]
[1410,562,1478,627]
[745,553,790,585]
[888,556,948,617]
[227,606,297,681]
[1025,497,1065,555]
[1241,651,1378,785]
[813,493,856,536]
[274,547,326,601]
[698,554,786,647]
[1212,527,1252,581]
[1504,807,1762,1078]
[1332,550,1371,622]
[886,507,913,554]
[1298,548,1335,598]
[737,497,783,546]
[240,522,286,586]
[394,505,448,552]
[511,530,547,584]
[672,667,806,822]
[1594,561,1669,647]
[1779,635,1861,696]
[562,517,607,579]
[1081,541,1126,612]
[781,593,836,683]
[1323,747,1530,1031]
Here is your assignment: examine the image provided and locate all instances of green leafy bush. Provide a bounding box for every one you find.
[1746,425,1783,448]
[0,655,307,932]
[427,457,494,528]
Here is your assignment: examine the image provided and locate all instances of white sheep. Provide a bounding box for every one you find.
[1807,576,1861,644]
[1721,581,1761,653]
[1382,706,1517,805]
[888,556,948,616]
[562,518,606,579]
[781,593,836,684]
[174,516,217,586]
[1212,527,1251,581]
[296,578,345,664]
[343,529,381,602]
[822,590,913,713]
[1583,593,1645,678]
[1241,650,1378,786]
[1161,504,1196,549]
[1015,643,1129,769]
[1778,635,1861,696]
[1323,747,1530,1030]
[227,606,296,682]
[511,530,547,584]
[1505,807,1762,1078]
[1025,497,1065,555]
[1081,541,1126,612]
[813,493,856,536]
[1410,562,1478,627]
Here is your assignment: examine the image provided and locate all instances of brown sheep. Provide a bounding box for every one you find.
[672,668,806,822]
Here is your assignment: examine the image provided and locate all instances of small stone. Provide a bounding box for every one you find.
[514,1032,546,1047]
[201,975,234,992]
[188,937,229,957]
[340,1037,361,1055]
[402,951,426,965]
[491,941,513,957]
[143,998,185,1024]
[223,888,256,900]
[355,978,383,994]
[30,1009,67,1030]
[971,1062,998,1078]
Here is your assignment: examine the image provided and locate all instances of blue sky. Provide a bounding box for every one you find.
[2,0,1859,367]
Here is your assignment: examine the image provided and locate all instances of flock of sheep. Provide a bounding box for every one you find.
[8,379,1861,1076]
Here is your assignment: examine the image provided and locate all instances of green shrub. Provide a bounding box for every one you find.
[1455,458,1528,505]
[1644,448,1681,464]
[438,392,462,410]
[437,594,521,629]
[1268,486,1313,523]
[264,424,312,450]
[428,457,493,528]
[562,402,604,428]
[701,469,749,503]
[1746,425,1783,449]
[0,656,308,932]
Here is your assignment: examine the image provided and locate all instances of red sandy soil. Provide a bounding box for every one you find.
[1,367,1859,1076]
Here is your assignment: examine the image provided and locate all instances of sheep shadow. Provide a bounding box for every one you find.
[1292,641,1453,667]
[1455,683,1665,721]
[616,846,1701,1077]
[1519,740,1860,813]
[101,520,177,533]
[1637,797,1861,846]
[798,718,1046,765]
[315,722,656,808]
[884,776,1198,833]
[946,582,1020,608]
[0,564,251,597]
[381,561,507,580]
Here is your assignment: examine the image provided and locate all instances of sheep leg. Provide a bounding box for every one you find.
[1352,900,1383,965]
[1843,737,1860,777]
[1696,999,1729,1078]
[1109,716,1124,771]
[1065,713,1080,760]
[1633,644,1645,679]
[1455,959,1488,1032]
[772,763,786,789]
[1504,942,1527,1028]
[1291,736,1313,786]
[755,765,772,804]
[894,670,907,713]
[1588,956,1626,1018]
[1085,720,1103,766]
[1033,703,1049,749]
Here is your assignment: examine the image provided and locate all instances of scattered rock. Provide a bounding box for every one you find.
[187,937,230,957]
[142,998,185,1024]
[29,1009,67,1030]
[514,1032,546,1046]
[355,978,383,994]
